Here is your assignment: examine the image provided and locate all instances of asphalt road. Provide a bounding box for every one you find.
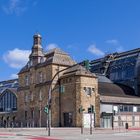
[0,128,140,140]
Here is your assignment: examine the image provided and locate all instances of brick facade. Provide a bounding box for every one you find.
[17,34,100,127]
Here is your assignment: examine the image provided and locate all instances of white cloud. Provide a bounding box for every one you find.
[2,0,37,15]
[46,43,59,50]
[106,39,119,45]
[116,46,124,52]
[2,0,27,15]
[87,44,105,56]
[10,73,18,79]
[106,39,124,53]
[3,48,31,69]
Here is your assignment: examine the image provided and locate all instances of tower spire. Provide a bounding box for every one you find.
[29,33,44,66]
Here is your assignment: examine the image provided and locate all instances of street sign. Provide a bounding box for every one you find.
[44,106,48,113]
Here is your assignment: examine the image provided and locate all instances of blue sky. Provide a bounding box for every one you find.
[1,0,140,81]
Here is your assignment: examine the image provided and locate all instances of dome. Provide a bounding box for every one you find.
[33,33,41,38]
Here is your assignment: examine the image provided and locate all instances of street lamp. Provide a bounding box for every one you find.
[79,105,85,134]
[47,63,79,136]
[88,105,94,135]
[118,105,122,132]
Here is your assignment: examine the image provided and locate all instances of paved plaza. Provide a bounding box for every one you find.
[0,128,140,140]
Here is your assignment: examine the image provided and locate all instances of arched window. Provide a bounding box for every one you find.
[25,75,29,86]
[0,90,17,112]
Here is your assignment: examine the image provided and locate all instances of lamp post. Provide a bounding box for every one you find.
[79,106,85,134]
[39,101,42,127]
[112,105,115,130]
[118,105,122,132]
[47,60,90,136]
[47,63,80,136]
[90,113,92,135]
[89,105,94,135]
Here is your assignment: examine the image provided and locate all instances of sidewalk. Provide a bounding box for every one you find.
[0,127,140,140]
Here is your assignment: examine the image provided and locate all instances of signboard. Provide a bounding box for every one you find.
[101,112,113,116]
[83,113,94,128]
[44,106,48,113]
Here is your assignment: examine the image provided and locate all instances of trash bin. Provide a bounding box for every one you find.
[125,123,128,129]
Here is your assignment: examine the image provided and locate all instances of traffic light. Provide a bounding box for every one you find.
[91,105,94,113]
[88,105,94,113]
[79,106,85,113]
[44,105,49,114]
[113,110,116,116]
[88,108,91,113]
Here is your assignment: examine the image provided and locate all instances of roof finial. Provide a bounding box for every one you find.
[34,30,41,37]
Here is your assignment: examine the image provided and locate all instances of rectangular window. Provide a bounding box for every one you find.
[24,94,28,103]
[30,74,33,84]
[137,106,140,112]
[133,106,137,112]
[69,78,72,82]
[30,93,33,101]
[119,105,123,112]
[83,87,86,92]
[88,87,92,96]
[119,105,134,112]
[39,90,42,101]
[38,72,43,83]
[83,87,92,96]
[129,106,133,112]
[25,75,29,86]
[124,106,128,112]
[92,88,95,93]
[113,106,118,113]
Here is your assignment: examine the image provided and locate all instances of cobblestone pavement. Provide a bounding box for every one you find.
[0,128,140,140]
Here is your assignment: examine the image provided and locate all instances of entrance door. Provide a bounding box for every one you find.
[63,113,72,127]
[103,116,112,128]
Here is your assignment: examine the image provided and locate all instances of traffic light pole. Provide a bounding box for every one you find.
[47,63,81,136]
[48,108,51,136]
[81,111,83,134]
[47,60,90,136]
[79,105,85,134]
[90,113,92,135]
[48,84,52,136]
[89,105,94,135]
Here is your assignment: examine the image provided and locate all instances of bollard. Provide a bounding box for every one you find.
[125,123,128,132]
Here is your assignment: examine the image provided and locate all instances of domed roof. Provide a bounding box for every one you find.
[33,33,41,38]
[97,74,112,83]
